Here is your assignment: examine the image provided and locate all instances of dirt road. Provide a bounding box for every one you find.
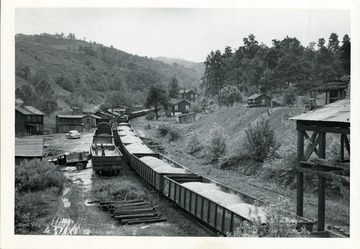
[43,130,212,236]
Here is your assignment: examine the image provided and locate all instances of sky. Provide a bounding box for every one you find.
[15,8,350,62]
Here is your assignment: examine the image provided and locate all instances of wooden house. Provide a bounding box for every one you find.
[247,94,271,107]
[309,79,349,108]
[15,138,44,165]
[15,105,44,135]
[180,89,198,102]
[83,114,101,128]
[171,99,191,115]
[56,115,84,133]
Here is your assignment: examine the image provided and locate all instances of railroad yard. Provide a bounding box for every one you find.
[41,130,213,236]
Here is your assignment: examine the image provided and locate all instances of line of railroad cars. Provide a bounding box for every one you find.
[115,119,314,236]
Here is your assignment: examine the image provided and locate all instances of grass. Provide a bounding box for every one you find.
[92,179,146,201]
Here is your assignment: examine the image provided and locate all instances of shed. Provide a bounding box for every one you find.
[56,115,84,133]
[15,105,44,135]
[247,94,271,107]
[171,99,191,115]
[15,138,44,165]
[290,99,350,233]
[83,114,101,128]
[309,79,349,107]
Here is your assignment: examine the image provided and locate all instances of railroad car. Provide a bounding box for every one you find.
[90,122,127,174]
[115,111,314,236]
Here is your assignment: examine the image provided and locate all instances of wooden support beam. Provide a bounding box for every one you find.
[334,181,350,202]
[297,125,350,135]
[304,131,319,156]
[313,158,350,171]
[303,134,320,161]
[318,132,326,232]
[296,166,350,183]
[341,134,345,161]
[297,130,305,217]
[344,134,350,155]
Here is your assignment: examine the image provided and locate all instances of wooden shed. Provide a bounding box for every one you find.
[15,105,44,135]
[247,93,271,107]
[83,114,101,128]
[290,99,350,233]
[309,80,349,108]
[171,99,191,115]
[15,138,44,165]
[56,115,84,133]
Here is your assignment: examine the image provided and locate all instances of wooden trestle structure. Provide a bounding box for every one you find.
[290,99,350,232]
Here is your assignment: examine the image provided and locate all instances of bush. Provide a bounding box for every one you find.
[185,132,204,155]
[242,117,279,162]
[204,123,228,162]
[92,179,146,201]
[282,90,297,106]
[230,197,310,237]
[15,159,65,193]
[145,111,155,120]
[157,123,181,141]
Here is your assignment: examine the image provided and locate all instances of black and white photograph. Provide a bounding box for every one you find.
[1,0,360,248]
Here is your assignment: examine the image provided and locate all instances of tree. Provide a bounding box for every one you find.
[145,85,169,120]
[328,33,340,53]
[340,34,350,75]
[168,77,180,99]
[219,85,242,106]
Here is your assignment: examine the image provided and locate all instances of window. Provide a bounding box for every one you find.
[191,94,194,98]
[175,105,178,111]
[185,105,189,111]
[262,99,265,104]
[27,116,31,121]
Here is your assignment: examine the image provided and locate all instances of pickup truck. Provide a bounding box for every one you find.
[49,151,90,170]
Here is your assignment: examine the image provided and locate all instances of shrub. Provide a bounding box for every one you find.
[145,111,155,120]
[230,197,310,237]
[92,179,146,201]
[204,123,228,162]
[15,159,65,193]
[157,123,181,141]
[242,117,279,162]
[185,132,204,155]
[282,91,297,106]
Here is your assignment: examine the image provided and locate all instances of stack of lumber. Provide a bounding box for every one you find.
[97,199,167,225]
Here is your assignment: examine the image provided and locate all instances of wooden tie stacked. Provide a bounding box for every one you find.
[98,199,167,225]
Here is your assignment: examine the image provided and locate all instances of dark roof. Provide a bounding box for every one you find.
[310,81,349,92]
[57,115,84,119]
[16,105,44,115]
[290,99,350,123]
[176,99,191,104]
[15,138,44,157]
[247,93,270,100]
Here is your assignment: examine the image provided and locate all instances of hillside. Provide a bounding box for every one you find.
[15,34,203,113]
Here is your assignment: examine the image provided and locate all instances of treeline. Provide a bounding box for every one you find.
[15,33,203,114]
[201,33,350,104]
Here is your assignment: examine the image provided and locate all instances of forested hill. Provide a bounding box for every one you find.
[15,33,203,114]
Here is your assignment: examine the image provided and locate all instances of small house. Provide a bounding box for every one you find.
[180,89,198,102]
[171,99,191,115]
[56,115,84,133]
[15,105,44,135]
[83,114,101,128]
[309,78,349,108]
[247,94,271,107]
[15,138,44,165]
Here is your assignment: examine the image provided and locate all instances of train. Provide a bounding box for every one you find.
[108,111,314,236]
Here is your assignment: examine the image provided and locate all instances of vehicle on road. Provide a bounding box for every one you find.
[66,130,81,139]
[48,151,90,170]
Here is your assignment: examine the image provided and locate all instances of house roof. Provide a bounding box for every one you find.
[111,105,129,109]
[247,94,271,100]
[16,105,44,115]
[177,99,191,104]
[57,115,84,119]
[179,89,197,94]
[290,99,350,123]
[310,81,349,92]
[84,114,102,119]
[15,138,44,157]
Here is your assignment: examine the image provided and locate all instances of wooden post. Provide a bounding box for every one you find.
[297,129,305,217]
[318,131,326,232]
[340,134,345,161]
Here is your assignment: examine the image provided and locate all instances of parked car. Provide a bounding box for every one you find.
[66,130,81,139]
